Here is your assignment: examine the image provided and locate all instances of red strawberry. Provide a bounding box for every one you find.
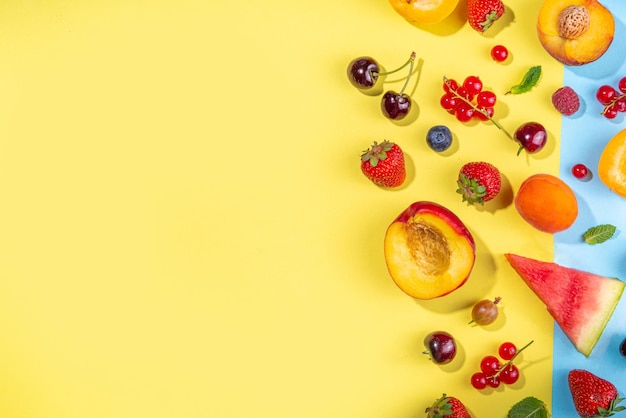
[568,369,625,417]
[467,0,505,33]
[360,140,406,188]
[425,394,470,418]
[456,161,501,204]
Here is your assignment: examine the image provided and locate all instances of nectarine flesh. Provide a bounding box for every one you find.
[384,201,475,300]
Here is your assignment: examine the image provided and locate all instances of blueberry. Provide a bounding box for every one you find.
[426,125,452,152]
[620,337,626,357]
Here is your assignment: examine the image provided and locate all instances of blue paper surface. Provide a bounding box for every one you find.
[553,0,626,414]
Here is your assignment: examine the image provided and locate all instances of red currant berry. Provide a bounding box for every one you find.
[477,91,497,108]
[486,375,501,388]
[455,102,474,122]
[473,107,490,121]
[480,355,501,376]
[597,85,617,105]
[500,364,520,385]
[471,372,487,390]
[571,163,590,180]
[463,76,483,95]
[491,45,509,62]
[619,77,626,93]
[604,104,619,119]
[498,342,517,361]
[443,79,459,93]
[455,86,474,101]
[440,93,459,112]
[615,98,626,113]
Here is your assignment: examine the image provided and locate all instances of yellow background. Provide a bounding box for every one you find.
[0,0,563,416]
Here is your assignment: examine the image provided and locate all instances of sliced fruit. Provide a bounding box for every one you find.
[384,201,475,300]
[505,253,624,356]
[537,0,615,66]
[598,128,626,198]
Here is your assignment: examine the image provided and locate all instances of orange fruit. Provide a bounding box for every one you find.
[514,173,578,233]
[598,128,626,198]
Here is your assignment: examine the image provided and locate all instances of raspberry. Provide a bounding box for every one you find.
[551,86,580,116]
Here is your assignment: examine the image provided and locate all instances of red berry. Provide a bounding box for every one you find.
[604,105,619,119]
[477,91,497,107]
[455,86,474,101]
[597,85,617,105]
[619,77,626,93]
[486,375,501,388]
[440,93,459,112]
[500,364,520,385]
[572,163,590,180]
[615,98,626,113]
[444,79,459,93]
[455,102,475,122]
[463,76,483,95]
[473,106,494,121]
[491,45,509,62]
[480,355,501,376]
[471,372,487,390]
[498,342,517,360]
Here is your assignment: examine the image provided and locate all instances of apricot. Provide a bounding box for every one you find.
[537,0,614,66]
[389,0,459,25]
[598,128,626,198]
[515,174,578,233]
[384,201,475,300]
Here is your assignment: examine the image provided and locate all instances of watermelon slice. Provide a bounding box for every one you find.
[505,253,624,357]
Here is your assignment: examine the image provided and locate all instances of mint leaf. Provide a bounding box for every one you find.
[506,66,542,95]
[583,224,617,245]
[508,397,549,418]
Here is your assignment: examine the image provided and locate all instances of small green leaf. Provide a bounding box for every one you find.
[506,66,542,95]
[508,397,549,418]
[583,224,617,245]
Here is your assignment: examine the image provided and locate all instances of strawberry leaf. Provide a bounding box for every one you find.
[506,66,542,95]
[583,224,617,245]
[507,397,548,418]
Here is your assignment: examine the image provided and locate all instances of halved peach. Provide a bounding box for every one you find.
[537,0,614,66]
[384,201,475,300]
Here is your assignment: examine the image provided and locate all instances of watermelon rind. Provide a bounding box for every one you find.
[504,253,625,357]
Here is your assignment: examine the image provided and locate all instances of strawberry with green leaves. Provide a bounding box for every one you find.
[456,161,501,205]
[360,140,406,188]
[425,394,470,418]
[467,0,505,33]
[568,369,625,417]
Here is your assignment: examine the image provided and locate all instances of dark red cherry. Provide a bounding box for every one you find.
[514,122,547,155]
[381,91,411,120]
[423,331,457,364]
[347,57,380,90]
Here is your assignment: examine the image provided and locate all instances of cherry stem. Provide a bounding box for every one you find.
[374,51,416,80]
[442,76,514,141]
[602,92,626,114]
[493,340,534,379]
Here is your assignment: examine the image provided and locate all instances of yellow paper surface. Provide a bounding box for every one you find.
[0,0,563,416]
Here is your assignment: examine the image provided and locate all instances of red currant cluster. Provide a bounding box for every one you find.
[440,76,497,123]
[596,77,626,119]
[470,341,533,390]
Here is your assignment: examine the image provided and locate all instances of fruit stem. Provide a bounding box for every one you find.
[375,51,416,79]
[602,92,626,115]
[494,340,534,379]
[398,52,416,95]
[443,76,514,140]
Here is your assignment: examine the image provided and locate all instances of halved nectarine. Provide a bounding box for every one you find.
[384,201,475,300]
[537,0,614,66]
